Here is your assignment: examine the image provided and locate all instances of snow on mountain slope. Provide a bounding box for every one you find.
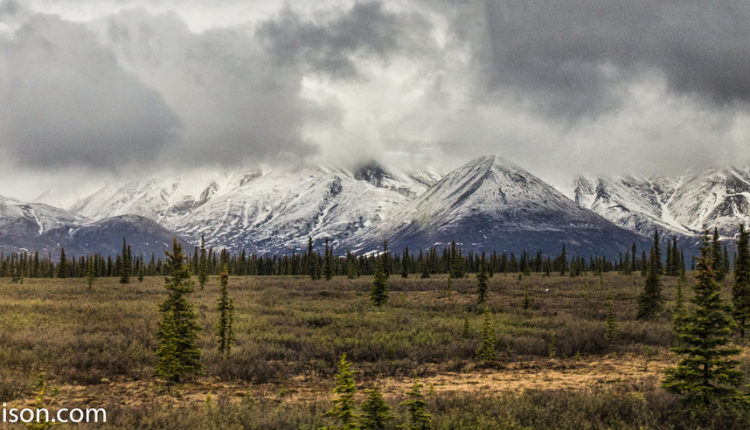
[1,195,86,234]
[348,155,647,256]
[575,167,750,238]
[72,162,440,253]
[0,195,184,256]
[0,195,87,252]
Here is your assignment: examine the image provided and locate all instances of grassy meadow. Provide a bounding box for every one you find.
[0,272,749,428]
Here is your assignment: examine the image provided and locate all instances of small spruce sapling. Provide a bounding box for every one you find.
[324,354,358,429]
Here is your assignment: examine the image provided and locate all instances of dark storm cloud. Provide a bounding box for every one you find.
[257,1,431,79]
[474,0,750,118]
[96,9,321,167]
[0,2,431,171]
[0,14,180,169]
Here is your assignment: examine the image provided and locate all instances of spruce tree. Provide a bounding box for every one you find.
[712,228,725,282]
[476,252,489,305]
[401,247,409,279]
[476,308,496,361]
[324,354,358,429]
[637,244,665,320]
[120,238,131,284]
[652,230,662,275]
[420,262,430,279]
[381,240,390,279]
[57,248,68,279]
[155,239,202,385]
[216,266,234,357]
[323,238,334,281]
[733,224,750,338]
[673,273,687,340]
[346,250,358,279]
[359,387,391,430]
[449,241,464,279]
[371,244,389,307]
[401,380,432,430]
[666,239,674,275]
[664,232,744,403]
[307,237,315,280]
[198,235,208,290]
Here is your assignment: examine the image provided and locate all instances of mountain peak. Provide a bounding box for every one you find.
[351,156,645,256]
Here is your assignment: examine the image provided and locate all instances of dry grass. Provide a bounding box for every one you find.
[0,272,747,428]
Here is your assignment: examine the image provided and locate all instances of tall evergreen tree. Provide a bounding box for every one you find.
[449,241,464,279]
[401,247,410,279]
[673,272,688,339]
[637,242,666,320]
[664,232,744,403]
[57,248,68,279]
[420,260,430,279]
[198,235,208,290]
[323,238,334,281]
[733,224,750,338]
[307,237,315,280]
[216,266,234,357]
[346,250,358,279]
[324,354,358,429]
[371,246,389,307]
[652,230,662,275]
[476,252,489,305]
[154,239,202,385]
[381,240,390,279]
[666,239,674,275]
[120,238,131,284]
[712,227,725,282]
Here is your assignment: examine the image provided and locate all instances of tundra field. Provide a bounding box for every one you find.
[1,273,749,429]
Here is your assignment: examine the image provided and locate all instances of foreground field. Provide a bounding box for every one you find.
[0,273,748,428]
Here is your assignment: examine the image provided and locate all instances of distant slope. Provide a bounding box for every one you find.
[347,156,648,256]
[575,167,750,238]
[0,195,187,256]
[72,163,441,253]
[0,195,86,254]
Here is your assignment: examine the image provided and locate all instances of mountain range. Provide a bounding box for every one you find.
[0,195,185,256]
[2,155,748,257]
[574,168,750,239]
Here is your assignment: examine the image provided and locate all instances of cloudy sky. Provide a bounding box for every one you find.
[1,0,750,202]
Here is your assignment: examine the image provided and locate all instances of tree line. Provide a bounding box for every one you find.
[1,234,702,282]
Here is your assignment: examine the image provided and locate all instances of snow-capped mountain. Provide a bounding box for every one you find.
[0,195,86,253]
[575,167,750,238]
[72,162,441,253]
[0,195,186,256]
[16,155,750,258]
[350,156,648,256]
